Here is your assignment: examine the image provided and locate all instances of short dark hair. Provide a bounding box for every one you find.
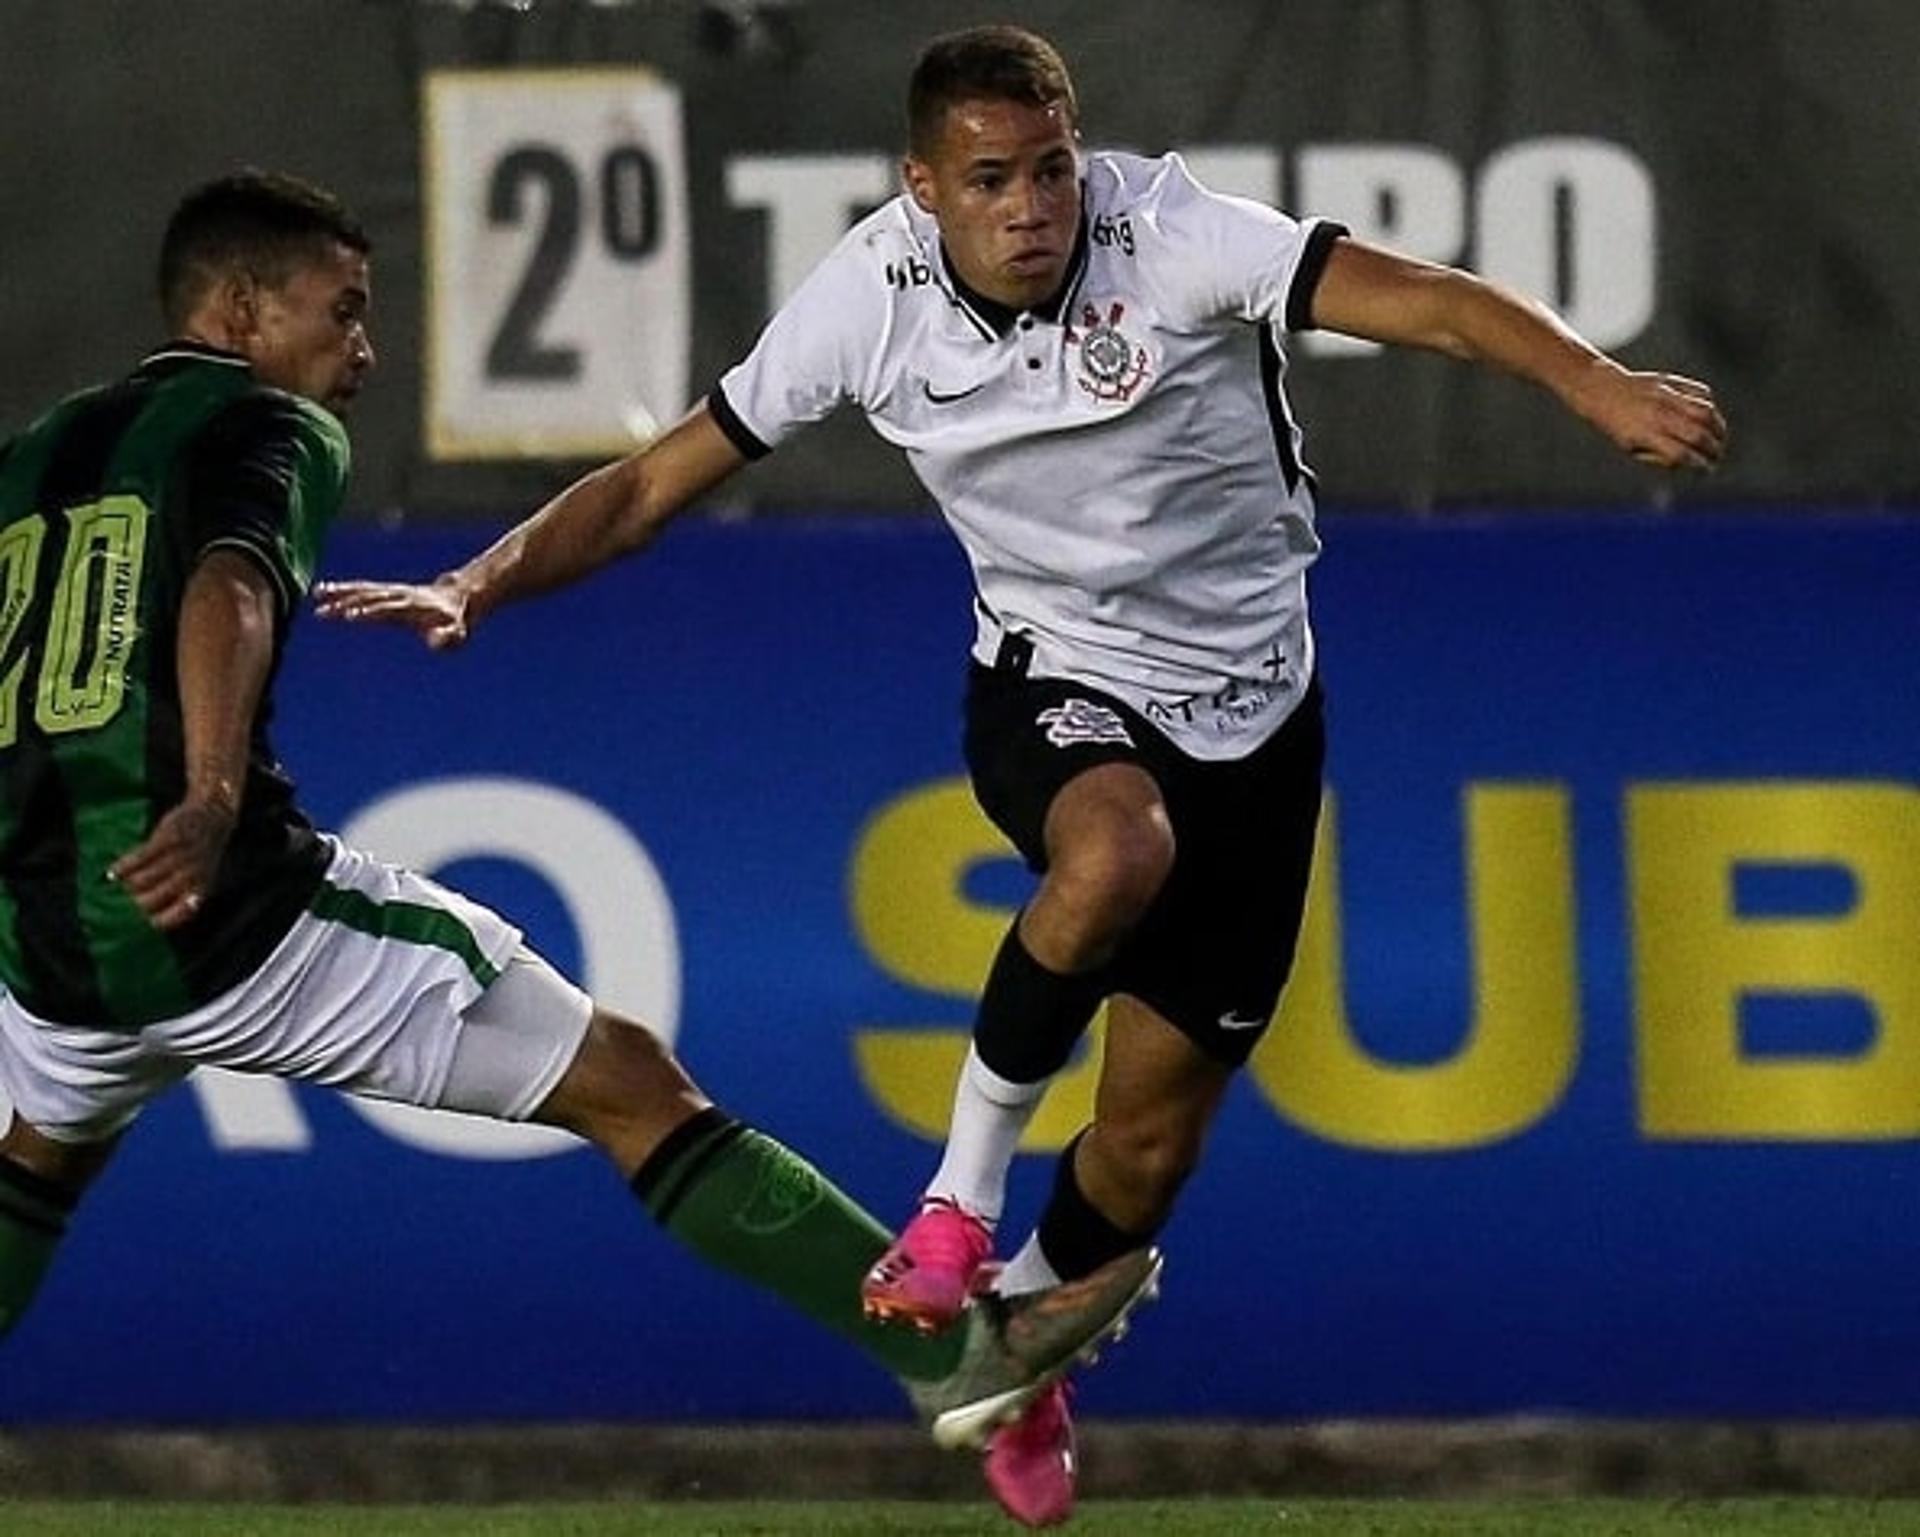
[158,169,370,329]
[907,25,1078,157]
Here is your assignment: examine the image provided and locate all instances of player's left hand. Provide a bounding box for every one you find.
[108,795,237,931]
[1585,368,1729,471]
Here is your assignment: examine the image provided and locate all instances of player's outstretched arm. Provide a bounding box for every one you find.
[314,402,747,649]
[1308,237,1729,471]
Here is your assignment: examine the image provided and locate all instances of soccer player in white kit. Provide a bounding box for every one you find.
[321,24,1727,1525]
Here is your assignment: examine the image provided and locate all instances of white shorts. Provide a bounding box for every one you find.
[0,838,593,1144]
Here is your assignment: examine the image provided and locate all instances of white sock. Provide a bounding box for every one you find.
[993,1234,1063,1297]
[923,1044,1048,1228]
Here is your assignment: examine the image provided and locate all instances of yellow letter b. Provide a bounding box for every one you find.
[1630,782,1920,1139]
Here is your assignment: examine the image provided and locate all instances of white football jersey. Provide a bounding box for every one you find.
[714,151,1345,760]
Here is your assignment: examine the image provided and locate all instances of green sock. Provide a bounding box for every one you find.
[631,1109,963,1383]
[0,1159,76,1340]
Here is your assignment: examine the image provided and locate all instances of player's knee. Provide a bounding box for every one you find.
[1112,813,1177,908]
[1048,815,1174,944]
[538,1011,705,1163]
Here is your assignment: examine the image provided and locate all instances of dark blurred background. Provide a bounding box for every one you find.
[4,0,1915,518]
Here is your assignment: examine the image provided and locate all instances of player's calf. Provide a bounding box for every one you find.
[0,1157,79,1340]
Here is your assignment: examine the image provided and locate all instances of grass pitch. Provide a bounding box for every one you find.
[4,1501,1920,1535]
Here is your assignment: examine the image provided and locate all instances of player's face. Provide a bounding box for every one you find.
[905,96,1081,310]
[241,242,375,415]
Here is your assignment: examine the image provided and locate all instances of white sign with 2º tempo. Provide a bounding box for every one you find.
[423,69,691,460]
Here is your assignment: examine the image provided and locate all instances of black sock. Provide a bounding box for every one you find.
[1035,1131,1157,1281]
[973,920,1107,1084]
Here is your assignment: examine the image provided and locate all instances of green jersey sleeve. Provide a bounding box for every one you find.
[184,391,350,617]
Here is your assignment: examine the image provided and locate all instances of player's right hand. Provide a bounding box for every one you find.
[108,795,238,932]
[312,575,473,650]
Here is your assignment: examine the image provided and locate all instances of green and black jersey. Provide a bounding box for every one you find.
[0,344,348,1029]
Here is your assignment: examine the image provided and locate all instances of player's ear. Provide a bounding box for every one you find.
[902,156,938,215]
[213,269,263,342]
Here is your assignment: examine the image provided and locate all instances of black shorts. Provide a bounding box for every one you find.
[963,660,1325,1066]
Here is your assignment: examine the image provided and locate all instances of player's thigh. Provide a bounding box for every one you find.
[1039,760,1173,889]
[437,945,596,1122]
[151,841,572,1119]
[1109,680,1325,1064]
[0,990,187,1150]
[963,662,1163,872]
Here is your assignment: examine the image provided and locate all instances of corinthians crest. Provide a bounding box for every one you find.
[1068,299,1151,403]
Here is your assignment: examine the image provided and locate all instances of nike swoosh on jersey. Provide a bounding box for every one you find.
[1217,1011,1267,1031]
[922,381,985,404]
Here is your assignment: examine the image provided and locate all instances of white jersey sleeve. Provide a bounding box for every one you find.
[1136,152,1344,333]
[711,208,897,454]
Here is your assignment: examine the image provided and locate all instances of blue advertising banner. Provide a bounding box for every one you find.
[1,509,1914,1424]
